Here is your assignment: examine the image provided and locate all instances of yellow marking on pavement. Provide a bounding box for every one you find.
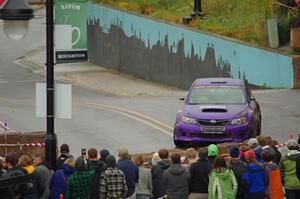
[0,96,173,136]
[87,103,173,130]
[0,97,33,104]
[86,104,173,137]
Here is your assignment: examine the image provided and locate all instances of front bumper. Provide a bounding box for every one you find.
[174,121,253,143]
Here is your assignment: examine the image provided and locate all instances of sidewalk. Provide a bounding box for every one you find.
[16,48,186,97]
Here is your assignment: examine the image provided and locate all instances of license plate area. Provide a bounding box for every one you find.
[202,131,224,134]
[202,127,224,132]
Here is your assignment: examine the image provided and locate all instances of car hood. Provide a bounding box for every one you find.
[183,104,249,120]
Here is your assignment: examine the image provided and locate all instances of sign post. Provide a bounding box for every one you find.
[54,0,87,63]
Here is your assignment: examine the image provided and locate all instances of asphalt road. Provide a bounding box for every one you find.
[0,10,299,156]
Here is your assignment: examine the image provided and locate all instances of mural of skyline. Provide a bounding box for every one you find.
[88,3,294,88]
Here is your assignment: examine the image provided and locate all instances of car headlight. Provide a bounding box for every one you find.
[182,116,198,124]
[231,117,247,125]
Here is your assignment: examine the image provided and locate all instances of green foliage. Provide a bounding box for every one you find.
[92,0,286,46]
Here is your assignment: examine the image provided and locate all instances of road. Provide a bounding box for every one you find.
[0,9,299,156]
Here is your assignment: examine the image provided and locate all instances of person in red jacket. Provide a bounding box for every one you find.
[261,150,284,199]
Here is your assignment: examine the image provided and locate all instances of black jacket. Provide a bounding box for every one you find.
[163,164,190,199]
[56,153,73,170]
[151,159,171,199]
[189,159,211,193]
[0,166,28,199]
[229,159,247,199]
[90,161,107,199]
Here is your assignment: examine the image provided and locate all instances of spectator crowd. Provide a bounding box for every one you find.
[0,135,300,199]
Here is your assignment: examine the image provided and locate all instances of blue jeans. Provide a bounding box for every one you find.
[136,194,151,199]
[285,189,300,199]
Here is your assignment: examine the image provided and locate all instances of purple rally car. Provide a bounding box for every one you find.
[174,78,261,147]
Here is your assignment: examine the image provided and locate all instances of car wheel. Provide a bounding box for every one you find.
[173,131,186,148]
[256,116,262,136]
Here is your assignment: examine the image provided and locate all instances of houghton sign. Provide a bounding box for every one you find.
[55,0,87,63]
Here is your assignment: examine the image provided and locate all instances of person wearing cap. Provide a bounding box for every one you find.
[207,144,218,165]
[99,155,128,199]
[66,156,94,199]
[241,150,266,199]
[228,146,247,199]
[117,148,139,199]
[56,143,73,170]
[279,139,300,199]
[189,148,212,199]
[247,137,264,163]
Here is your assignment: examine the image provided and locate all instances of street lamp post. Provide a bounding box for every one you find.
[0,0,57,170]
[45,0,57,171]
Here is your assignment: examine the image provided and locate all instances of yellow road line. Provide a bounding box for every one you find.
[87,104,173,137]
[87,103,173,130]
[0,96,173,137]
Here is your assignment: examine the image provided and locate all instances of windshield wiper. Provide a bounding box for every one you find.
[187,102,200,105]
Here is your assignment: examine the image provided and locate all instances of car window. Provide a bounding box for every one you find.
[187,86,245,104]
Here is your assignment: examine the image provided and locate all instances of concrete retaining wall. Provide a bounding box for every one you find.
[87,3,296,89]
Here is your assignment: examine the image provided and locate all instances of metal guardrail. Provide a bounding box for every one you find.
[0,174,32,189]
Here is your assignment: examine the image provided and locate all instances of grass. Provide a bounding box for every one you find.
[92,0,281,46]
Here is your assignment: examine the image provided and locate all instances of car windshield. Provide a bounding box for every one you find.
[187,86,245,104]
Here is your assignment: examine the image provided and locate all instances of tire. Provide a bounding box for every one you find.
[173,131,186,148]
[256,116,262,136]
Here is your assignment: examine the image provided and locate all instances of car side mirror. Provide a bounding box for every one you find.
[179,97,185,101]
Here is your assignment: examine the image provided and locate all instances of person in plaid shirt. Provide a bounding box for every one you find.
[99,155,128,199]
[66,156,94,199]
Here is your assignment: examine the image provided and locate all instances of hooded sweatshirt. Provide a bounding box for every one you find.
[279,150,300,190]
[163,164,190,199]
[49,164,75,199]
[208,168,237,199]
[208,144,218,165]
[242,163,266,194]
[151,159,171,198]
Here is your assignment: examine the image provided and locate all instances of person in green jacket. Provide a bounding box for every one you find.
[279,139,300,199]
[208,156,237,199]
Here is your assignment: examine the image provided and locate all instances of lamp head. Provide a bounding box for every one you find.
[0,0,34,40]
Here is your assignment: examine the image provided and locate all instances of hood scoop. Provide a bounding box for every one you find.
[202,108,227,113]
[199,105,228,113]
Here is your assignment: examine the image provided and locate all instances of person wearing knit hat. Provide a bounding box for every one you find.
[279,139,300,198]
[99,155,128,199]
[247,138,258,149]
[208,144,218,165]
[228,146,247,199]
[99,149,110,162]
[229,146,240,159]
[287,138,300,150]
[241,150,266,199]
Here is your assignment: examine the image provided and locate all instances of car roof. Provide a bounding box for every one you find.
[193,78,244,87]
